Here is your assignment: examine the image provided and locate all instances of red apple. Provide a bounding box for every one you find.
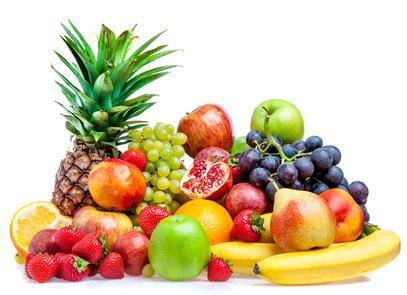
[320,188,365,242]
[177,104,234,158]
[29,229,59,254]
[224,182,267,218]
[72,206,133,249]
[88,158,146,212]
[114,230,149,276]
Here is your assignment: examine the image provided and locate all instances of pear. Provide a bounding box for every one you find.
[271,188,336,252]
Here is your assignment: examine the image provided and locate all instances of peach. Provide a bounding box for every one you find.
[320,188,364,242]
[88,158,146,212]
[271,189,336,252]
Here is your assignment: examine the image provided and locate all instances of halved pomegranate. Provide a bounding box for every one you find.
[181,147,233,200]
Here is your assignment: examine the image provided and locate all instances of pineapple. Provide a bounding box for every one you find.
[52,21,176,216]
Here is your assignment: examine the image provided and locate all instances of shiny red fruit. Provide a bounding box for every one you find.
[114,230,149,276]
[24,253,36,279]
[29,229,59,255]
[177,104,234,158]
[224,182,267,218]
[88,158,147,212]
[98,252,124,279]
[207,257,233,282]
[120,149,147,171]
[230,210,265,242]
[138,206,172,238]
[54,227,85,253]
[230,165,244,184]
[71,232,105,264]
[58,254,90,282]
[26,254,58,283]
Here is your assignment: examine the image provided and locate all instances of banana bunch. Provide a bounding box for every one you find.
[212,230,400,285]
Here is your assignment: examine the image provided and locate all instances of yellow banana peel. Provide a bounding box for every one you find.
[254,230,400,285]
[211,242,282,275]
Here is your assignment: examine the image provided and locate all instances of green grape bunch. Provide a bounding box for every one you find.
[127,123,188,215]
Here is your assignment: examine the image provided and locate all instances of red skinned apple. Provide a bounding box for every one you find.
[224,182,267,218]
[88,158,146,212]
[29,229,59,255]
[72,206,133,249]
[320,188,365,242]
[177,104,234,158]
[114,230,149,276]
[181,147,233,201]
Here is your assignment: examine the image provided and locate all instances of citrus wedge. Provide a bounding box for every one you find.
[10,201,71,257]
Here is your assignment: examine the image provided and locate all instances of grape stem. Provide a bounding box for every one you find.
[260,107,290,162]
[269,177,280,191]
[312,177,322,184]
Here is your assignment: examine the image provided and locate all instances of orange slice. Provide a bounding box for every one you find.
[10,201,72,257]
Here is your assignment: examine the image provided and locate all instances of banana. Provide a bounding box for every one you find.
[254,230,401,285]
[211,242,282,275]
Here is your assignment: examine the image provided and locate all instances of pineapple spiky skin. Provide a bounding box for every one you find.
[52,140,116,216]
[51,21,176,215]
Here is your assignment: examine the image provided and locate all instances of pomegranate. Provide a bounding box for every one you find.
[181,148,233,200]
[194,147,230,163]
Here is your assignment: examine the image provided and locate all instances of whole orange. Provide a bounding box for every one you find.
[175,199,233,245]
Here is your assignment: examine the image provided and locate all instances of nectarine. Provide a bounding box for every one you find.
[88,158,146,212]
[320,188,364,242]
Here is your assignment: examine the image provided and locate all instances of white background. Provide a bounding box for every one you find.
[0,0,406,294]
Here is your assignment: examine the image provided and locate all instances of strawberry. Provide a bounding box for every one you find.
[120,149,147,171]
[54,252,67,278]
[138,206,172,237]
[55,227,86,253]
[72,233,108,264]
[207,257,233,282]
[25,253,35,279]
[230,210,265,242]
[98,252,124,279]
[58,254,90,281]
[230,165,244,184]
[26,254,58,283]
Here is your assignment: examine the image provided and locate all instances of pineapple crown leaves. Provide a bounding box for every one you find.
[54,20,179,148]
[250,212,265,234]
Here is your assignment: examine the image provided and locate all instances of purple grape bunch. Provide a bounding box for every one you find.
[237,132,370,222]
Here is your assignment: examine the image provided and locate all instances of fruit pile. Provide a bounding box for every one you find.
[9,22,400,286]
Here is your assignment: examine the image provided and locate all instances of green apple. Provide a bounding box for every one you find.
[148,215,210,281]
[250,99,304,143]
